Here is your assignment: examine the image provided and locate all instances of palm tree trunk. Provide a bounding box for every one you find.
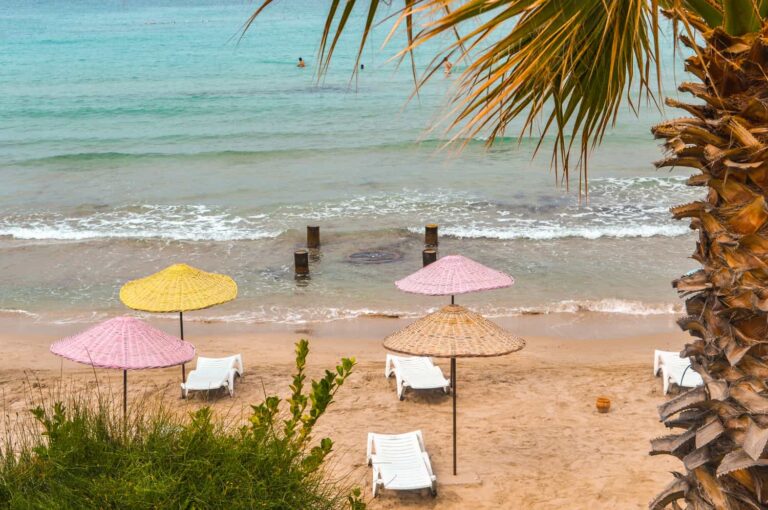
[650,15,768,510]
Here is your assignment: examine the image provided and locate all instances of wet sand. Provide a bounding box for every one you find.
[0,312,686,509]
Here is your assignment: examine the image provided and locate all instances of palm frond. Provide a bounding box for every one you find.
[415,0,662,190]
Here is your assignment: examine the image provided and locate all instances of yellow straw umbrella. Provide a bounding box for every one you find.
[119,263,237,381]
[384,304,525,475]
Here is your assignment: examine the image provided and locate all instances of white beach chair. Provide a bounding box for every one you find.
[385,354,450,400]
[654,350,703,394]
[653,350,679,376]
[366,430,437,497]
[181,354,244,398]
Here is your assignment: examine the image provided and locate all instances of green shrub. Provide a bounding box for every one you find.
[0,340,366,510]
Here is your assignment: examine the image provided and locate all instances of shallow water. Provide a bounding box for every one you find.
[0,0,702,323]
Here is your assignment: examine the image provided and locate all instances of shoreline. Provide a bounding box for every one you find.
[0,300,684,328]
[0,310,685,363]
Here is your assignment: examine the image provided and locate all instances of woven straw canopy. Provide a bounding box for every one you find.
[395,255,513,296]
[384,304,525,358]
[120,263,237,313]
[50,316,195,370]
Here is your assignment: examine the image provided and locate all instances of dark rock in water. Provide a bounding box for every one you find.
[346,249,403,264]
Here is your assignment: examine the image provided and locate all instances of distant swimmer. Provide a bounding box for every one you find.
[360,64,364,70]
[442,57,453,75]
[297,57,306,68]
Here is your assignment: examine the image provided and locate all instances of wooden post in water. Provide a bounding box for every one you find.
[307,226,320,249]
[294,249,309,277]
[425,224,438,247]
[422,249,437,267]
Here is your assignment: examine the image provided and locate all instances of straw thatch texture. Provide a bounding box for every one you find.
[120,263,237,313]
[50,316,195,370]
[384,305,525,358]
[395,255,513,296]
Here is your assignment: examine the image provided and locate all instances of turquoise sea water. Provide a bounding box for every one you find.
[0,1,702,323]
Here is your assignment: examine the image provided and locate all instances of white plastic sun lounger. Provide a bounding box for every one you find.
[661,359,703,395]
[181,354,243,398]
[385,354,450,400]
[654,350,703,394]
[366,430,437,497]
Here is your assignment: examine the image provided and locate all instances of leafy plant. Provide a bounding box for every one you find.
[249,339,356,476]
[0,340,364,510]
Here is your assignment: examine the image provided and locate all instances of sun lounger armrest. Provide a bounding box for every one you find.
[653,349,662,376]
[421,451,435,478]
[385,354,396,378]
[233,354,244,376]
[395,371,405,390]
[366,433,375,465]
[228,369,236,397]
[415,430,426,452]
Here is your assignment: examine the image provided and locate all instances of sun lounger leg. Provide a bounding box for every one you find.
[372,468,379,497]
[422,451,437,492]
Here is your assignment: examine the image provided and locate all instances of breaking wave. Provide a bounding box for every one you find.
[0,176,699,241]
[0,205,282,241]
[439,224,689,240]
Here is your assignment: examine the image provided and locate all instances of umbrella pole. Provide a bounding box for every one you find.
[451,295,457,474]
[123,369,127,426]
[451,356,457,476]
[179,311,186,383]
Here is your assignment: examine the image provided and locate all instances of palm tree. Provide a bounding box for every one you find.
[247,1,768,508]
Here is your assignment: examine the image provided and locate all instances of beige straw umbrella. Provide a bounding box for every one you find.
[384,304,525,475]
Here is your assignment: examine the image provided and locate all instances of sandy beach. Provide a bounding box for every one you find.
[0,311,685,509]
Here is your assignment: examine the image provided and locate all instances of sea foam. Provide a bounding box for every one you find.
[0,205,282,241]
[0,176,698,241]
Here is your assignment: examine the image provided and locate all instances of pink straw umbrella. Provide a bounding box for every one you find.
[50,316,195,418]
[393,254,515,475]
[395,254,514,300]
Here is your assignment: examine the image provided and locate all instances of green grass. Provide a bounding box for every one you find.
[0,340,365,510]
